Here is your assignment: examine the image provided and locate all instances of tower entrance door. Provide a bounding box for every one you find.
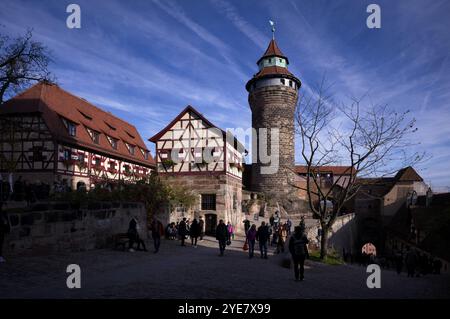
[205,214,217,236]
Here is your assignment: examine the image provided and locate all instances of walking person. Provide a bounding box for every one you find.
[246,224,257,258]
[286,219,292,235]
[216,219,229,256]
[256,222,270,259]
[243,218,251,235]
[269,214,275,227]
[276,225,288,254]
[405,247,418,278]
[127,217,147,252]
[199,216,205,240]
[178,218,187,246]
[227,222,234,241]
[395,250,404,275]
[0,203,10,263]
[289,226,310,281]
[190,218,201,247]
[150,218,164,253]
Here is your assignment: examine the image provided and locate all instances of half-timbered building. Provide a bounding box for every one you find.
[0,82,155,191]
[149,105,246,234]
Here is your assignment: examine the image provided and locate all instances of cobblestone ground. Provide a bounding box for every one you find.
[1,236,449,299]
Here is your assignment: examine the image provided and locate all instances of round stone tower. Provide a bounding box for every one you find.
[246,38,301,200]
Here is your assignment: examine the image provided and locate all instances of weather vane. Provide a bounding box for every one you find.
[269,20,275,40]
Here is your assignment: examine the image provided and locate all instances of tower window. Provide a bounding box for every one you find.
[279,58,283,63]
[280,79,285,85]
[289,80,293,87]
[268,58,272,63]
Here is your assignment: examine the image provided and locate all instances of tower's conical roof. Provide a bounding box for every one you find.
[246,39,300,92]
[257,39,289,65]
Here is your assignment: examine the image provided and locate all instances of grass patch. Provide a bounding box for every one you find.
[309,250,344,265]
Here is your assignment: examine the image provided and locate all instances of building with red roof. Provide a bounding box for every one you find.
[0,82,155,191]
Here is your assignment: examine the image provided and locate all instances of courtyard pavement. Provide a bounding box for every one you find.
[1,235,449,299]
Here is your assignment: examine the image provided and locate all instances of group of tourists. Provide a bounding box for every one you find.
[345,246,444,277]
[127,212,310,281]
[395,247,443,277]
[243,214,310,281]
[164,217,206,246]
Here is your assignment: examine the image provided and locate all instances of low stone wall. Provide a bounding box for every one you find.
[3,201,147,256]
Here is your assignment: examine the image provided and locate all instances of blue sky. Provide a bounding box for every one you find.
[1,0,449,189]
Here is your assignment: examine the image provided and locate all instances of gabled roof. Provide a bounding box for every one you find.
[257,39,289,65]
[149,105,246,153]
[394,166,423,182]
[356,167,424,198]
[0,82,155,167]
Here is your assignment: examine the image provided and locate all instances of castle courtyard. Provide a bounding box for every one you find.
[1,236,449,299]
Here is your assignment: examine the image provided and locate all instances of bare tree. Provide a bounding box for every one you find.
[0,28,54,104]
[291,79,424,259]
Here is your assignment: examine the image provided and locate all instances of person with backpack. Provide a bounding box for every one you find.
[289,226,310,281]
[256,221,270,259]
[246,224,257,258]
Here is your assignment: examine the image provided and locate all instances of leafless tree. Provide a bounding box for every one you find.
[291,79,424,259]
[0,28,54,104]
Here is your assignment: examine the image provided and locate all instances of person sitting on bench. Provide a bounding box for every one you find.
[127,217,147,252]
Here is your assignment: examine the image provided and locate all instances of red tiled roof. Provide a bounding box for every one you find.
[295,165,356,175]
[246,66,301,91]
[0,82,155,167]
[257,39,288,64]
[255,66,294,77]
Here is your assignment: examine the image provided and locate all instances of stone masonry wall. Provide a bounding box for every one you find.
[162,174,245,234]
[249,85,298,200]
[3,202,147,256]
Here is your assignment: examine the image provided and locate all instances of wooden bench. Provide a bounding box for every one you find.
[113,233,130,251]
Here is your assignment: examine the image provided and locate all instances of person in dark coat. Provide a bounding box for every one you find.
[150,218,164,253]
[215,219,229,256]
[246,224,257,258]
[269,215,275,227]
[190,219,201,247]
[243,218,251,235]
[178,218,187,246]
[289,226,310,281]
[405,247,418,277]
[198,216,205,240]
[256,221,270,259]
[127,217,147,252]
[0,202,10,263]
[395,250,404,275]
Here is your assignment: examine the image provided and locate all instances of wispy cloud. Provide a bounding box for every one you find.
[210,0,266,50]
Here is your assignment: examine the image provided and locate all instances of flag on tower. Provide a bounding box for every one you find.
[269,20,275,39]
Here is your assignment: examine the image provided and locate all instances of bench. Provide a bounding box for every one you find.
[113,233,130,251]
